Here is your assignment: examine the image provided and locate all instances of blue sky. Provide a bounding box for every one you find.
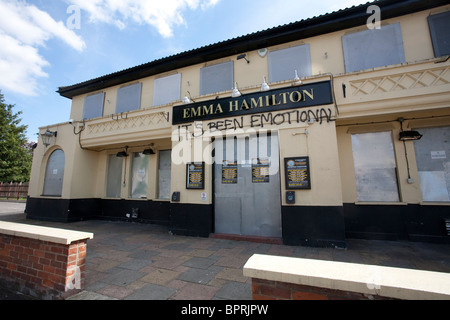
[0,0,369,141]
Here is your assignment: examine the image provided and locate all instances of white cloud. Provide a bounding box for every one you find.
[0,0,85,96]
[70,0,220,38]
[0,32,49,96]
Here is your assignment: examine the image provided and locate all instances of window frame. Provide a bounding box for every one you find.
[105,154,123,199]
[153,74,182,107]
[351,131,400,203]
[413,125,450,202]
[428,11,450,58]
[342,23,405,73]
[157,150,172,200]
[82,92,105,120]
[130,152,149,199]
[115,82,142,114]
[42,149,65,197]
[200,61,234,96]
[268,44,312,83]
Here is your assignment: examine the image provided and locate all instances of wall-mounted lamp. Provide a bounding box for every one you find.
[237,54,250,64]
[399,131,423,141]
[292,70,303,86]
[40,129,57,148]
[398,118,423,141]
[116,146,129,158]
[143,144,156,155]
[143,148,156,155]
[261,77,270,92]
[232,82,242,98]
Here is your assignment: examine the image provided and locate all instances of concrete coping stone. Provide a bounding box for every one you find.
[243,254,450,300]
[0,221,94,245]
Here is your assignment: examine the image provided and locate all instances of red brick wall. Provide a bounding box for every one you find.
[251,278,393,300]
[0,234,88,300]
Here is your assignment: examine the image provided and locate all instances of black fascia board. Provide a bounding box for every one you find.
[57,0,448,99]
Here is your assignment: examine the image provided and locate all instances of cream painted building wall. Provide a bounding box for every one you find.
[32,4,449,201]
[27,2,450,245]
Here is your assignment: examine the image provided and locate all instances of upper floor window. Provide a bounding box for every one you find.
[268,44,312,83]
[428,11,450,58]
[342,23,405,73]
[116,82,142,113]
[200,61,234,96]
[82,92,104,120]
[153,73,181,107]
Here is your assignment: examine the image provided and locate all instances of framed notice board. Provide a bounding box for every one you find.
[252,158,270,183]
[284,157,311,190]
[186,162,205,189]
[222,161,238,184]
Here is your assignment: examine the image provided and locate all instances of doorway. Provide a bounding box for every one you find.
[214,132,282,238]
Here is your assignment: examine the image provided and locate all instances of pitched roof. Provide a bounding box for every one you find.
[57,0,447,99]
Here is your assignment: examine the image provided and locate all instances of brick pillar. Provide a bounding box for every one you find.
[0,235,89,300]
[65,240,87,292]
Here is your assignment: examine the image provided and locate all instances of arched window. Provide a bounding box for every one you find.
[42,149,65,196]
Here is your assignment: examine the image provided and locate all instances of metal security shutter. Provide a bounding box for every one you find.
[428,11,450,58]
[153,74,181,106]
[82,92,104,120]
[214,133,282,238]
[268,44,312,83]
[200,61,234,96]
[342,23,405,73]
[116,82,142,113]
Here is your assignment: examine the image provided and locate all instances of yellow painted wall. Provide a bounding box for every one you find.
[29,5,450,209]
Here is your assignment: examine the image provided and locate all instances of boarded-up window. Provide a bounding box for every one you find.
[428,11,450,57]
[42,150,65,197]
[200,61,234,96]
[130,152,149,199]
[351,132,400,202]
[106,155,123,198]
[116,83,142,113]
[414,126,450,202]
[343,23,405,72]
[153,74,181,106]
[268,44,312,83]
[158,150,172,200]
[82,92,104,120]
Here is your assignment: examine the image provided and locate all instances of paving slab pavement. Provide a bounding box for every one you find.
[1,202,450,301]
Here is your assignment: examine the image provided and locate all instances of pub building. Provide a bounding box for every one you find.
[26,0,450,248]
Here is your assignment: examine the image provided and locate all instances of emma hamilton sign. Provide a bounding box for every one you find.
[173,81,333,125]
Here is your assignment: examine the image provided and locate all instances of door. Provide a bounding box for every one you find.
[214,132,282,238]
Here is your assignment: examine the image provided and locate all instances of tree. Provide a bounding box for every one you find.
[0,91,33,182]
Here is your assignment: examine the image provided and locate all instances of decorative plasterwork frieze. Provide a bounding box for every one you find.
[349,66,450,96]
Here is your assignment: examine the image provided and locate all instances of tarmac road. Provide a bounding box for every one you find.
[0,201,26,221]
